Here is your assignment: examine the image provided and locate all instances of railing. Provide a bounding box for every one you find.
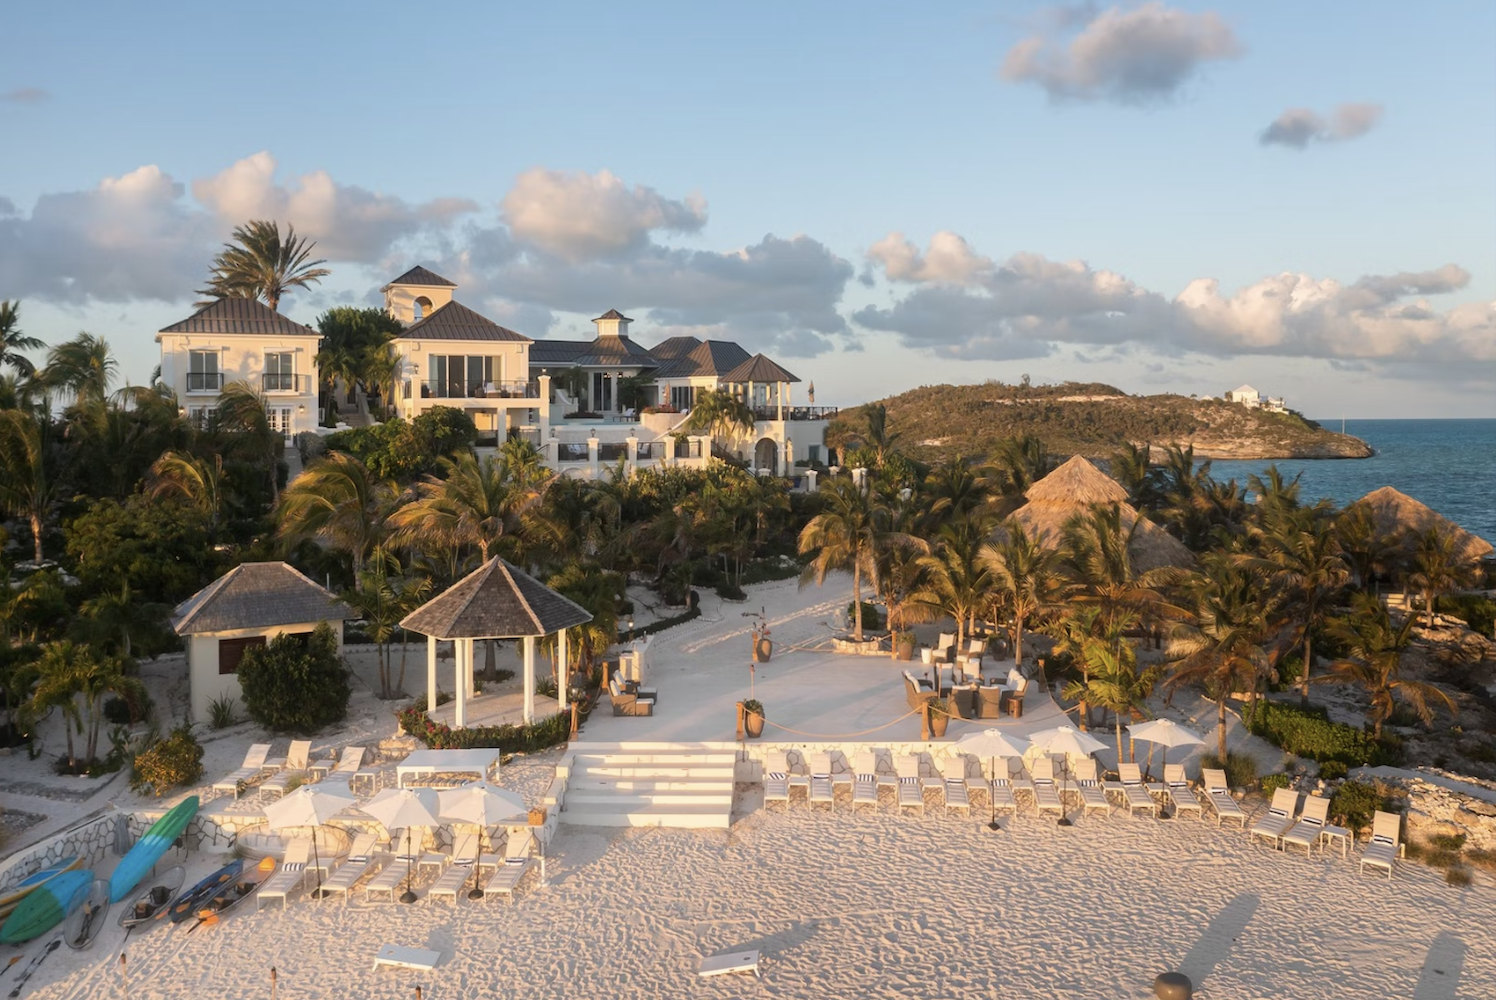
[598,442,628,462]
[558,443,590,462]
[681,439,704,459]
[635,441,659,460]
[186,372,225,392]
[749,405,838,421]
[419,379,539,400]
[261,373,309,393]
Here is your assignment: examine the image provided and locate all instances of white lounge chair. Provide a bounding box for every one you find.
[259,740,313,802]
[896,755,925,815]
[364,857,410,903]
[1360,810,1404,879]
[318,833,381,904]
[257,838,312,910]
[1202,768,1248,827]
[212,743,273,799]
[1072,759,1112,818]
[318,746,377,794]
[427,859,472,904]
[988,760,1018,815]
[1116,763,1159,818]
[808,752,835,811]
[852,752,880,812]
[1164,764,1203,821]
[1031,756,1065,817]
[1282,794,1331,855]
[482,830,534,902]
[941,757,971,815]
[1250,788,1301,849]
[763,750,793,810]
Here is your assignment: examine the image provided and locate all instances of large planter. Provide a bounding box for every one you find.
[753,637,773,663]
[744,712,765,739]
[929,706,950,738]
[894,635,916,661]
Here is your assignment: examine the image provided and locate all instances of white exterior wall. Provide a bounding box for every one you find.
[187,620,345,723]
[157,332,321,438]
[395,338,538,439]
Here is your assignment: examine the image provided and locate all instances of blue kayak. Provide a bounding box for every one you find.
[168,860,242,924]
[0,870,94,944]
[110,795,199,903]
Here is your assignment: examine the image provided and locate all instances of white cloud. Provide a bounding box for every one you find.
[1000,2,1241,104]
[500,168,707,262]
[868,231,993,286]
[1260,102,1384,148]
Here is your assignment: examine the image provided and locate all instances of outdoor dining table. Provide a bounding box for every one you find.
[396,748,501,789]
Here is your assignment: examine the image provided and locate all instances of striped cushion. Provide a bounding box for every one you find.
[767,772,786,780]
[1373,834,1395,845]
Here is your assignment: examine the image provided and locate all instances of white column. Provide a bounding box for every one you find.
[777,380,784,421]
[454,640,467,729]
[558,628,569,713]
[426,635,437,718]
[523,635,536,725]
[466,638,477,698]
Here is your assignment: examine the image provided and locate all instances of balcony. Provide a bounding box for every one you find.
[261,373,310,393]
[186,372,225,393]
[749,405,839,421]
[417,379,540,401]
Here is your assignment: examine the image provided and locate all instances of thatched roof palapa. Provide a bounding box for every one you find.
[1346,486,1494,564]
[172,562,353,635]
[1010,456,1195,572]
[401,557,593,639]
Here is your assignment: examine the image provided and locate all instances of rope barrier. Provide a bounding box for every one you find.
[757,706,924,740]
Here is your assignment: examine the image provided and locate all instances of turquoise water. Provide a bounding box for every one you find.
[1205,419,1496,547]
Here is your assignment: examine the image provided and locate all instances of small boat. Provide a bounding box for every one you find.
[118,866,185,930]
[109,795,199,903]
[0,857,83,920]
[190,859,276,930]
[167,860,243,924]
[61,879,110,950]
[0,870,94,944]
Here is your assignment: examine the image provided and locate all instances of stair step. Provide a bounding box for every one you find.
[575,766,736,780]
[573,754,737,768]
[571,777,732,793]
[564,790,733,808]
[561,803,731,829]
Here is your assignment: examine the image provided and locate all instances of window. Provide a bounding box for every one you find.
[266,406,292,437]
[188,406,212,429]
[427,355,497,397]
[264,352,294,391]
[188,350,221,391]
[592,372,613,412]
[218,636,265,675]
[671,385,696,411]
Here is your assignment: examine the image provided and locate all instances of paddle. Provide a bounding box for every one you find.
[8,939,61,998]
[0,956,21,982]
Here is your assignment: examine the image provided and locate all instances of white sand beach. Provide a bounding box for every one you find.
[6,576,1496,999]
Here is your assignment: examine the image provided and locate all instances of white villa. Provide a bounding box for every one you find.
[1224,383,1287,413]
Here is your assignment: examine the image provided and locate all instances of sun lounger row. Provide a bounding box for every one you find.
[212,742,380,801]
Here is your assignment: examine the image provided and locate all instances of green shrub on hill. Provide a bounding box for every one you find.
[130,724,204,796]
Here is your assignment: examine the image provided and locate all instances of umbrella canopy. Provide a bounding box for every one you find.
[952,729,1033,760]
[437,782,527,827]
[1126,718,1207,751]
[262,784,357,832]
[1028,725,1108,761]
[361,787,441,836]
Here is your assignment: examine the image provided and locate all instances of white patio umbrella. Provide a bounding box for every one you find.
[437,782,527,899]
[361,787,441,904]
[1126,718,1206,817]
[262,784,357,897]
[1027,726,1109,827]
[952,730,1033,832]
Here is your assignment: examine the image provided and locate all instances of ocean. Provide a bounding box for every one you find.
[1205,419,1496,546]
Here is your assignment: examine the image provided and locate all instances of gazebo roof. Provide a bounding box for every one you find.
[1347,486,1494,563]
[172,562,353,635]
[720,353,800,384]
[400,558,593,639]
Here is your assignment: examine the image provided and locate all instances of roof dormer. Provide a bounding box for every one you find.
[383,266,457,325]
[592,308,633,340]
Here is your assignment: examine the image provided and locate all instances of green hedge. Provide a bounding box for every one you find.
[636,606,702,638]
[1436,594,1496,635]
[1244,700,1393,766]
[396,707,572,753]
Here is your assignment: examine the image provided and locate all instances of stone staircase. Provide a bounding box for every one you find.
[558,743,737,829]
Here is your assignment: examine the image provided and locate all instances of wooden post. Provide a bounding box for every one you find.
[569,704,579,739]
[736,700,746,741]
[921,702,931,741]
[270,967,277,1000]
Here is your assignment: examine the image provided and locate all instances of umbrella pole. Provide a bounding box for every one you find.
[987,756,1000,832]
[400,827,417,904]
[1159,746,1173,820]
[1057,757,1073,827]
[311,828,323,898]
[468,825,485,900]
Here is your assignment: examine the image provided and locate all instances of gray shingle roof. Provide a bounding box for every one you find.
[171,562,353,635]
[720,353,800,383]
[400,558,593,639]
[573,334,658,369]
[592,308,632,322]
[396,300,531,342]
[529,340,591,366]
[159,298,318,337]
[655,339,752,379]
[647,336,702,360]
[384,265,457,288]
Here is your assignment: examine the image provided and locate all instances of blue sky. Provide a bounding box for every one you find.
[2,1,1492,417]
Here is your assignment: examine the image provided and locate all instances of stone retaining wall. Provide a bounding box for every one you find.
[0,812,119,895]
[1403,777,1496,851]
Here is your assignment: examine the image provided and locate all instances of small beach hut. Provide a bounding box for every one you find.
[1345,486,1494,567]
[400,557,593,728]
[171,562,353,723]
[1008,456,1195,572]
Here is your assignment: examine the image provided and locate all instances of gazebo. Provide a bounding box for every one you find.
[400,558,593,728]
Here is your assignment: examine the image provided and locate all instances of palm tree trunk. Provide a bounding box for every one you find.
[1300,626,1313,709]
[1217,698,1229,759]
[30,512,42,563]
[852,562,863,641]
[1115,717,1125,763]
[1424,588,1435,629]
[1013,613,1024,666]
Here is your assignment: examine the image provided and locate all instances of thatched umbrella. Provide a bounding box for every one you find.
[1009,456,1194,573]
[1346,487,1494,566]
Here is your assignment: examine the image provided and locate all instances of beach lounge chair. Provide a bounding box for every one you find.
[1116,763,1159,818]
[319,834,382,904]
[1250,788,1301,849]
[257,839,312,910]
[364,858,410,903]
[1203,769,1248,827]
[763,750,793,810]
[259,740,313,802]
[1360,810,1404,879]
[988,760,1018,815]
[1282,794,1331,856]
[808,752,835,811]
[427,858,472,905]
[1031,756,1065,817]
[481,830,533,902]
[1164,764,1204,821]
[852,752,880,812]
[941,757,971,815]
[449,829,499,872]
[896,755,925,815]
[211,743,273,799]
[1072,759,1112,818]
[317,746,368,785]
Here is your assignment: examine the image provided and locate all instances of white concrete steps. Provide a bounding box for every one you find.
[559,743,737,829]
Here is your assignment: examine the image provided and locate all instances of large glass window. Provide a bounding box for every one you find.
[264,351,294,391]
[187,350,221,391]
[671,385,696,411]
[426,355,497,397]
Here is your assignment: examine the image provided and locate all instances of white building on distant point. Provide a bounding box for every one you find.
[1224,384,1287,413]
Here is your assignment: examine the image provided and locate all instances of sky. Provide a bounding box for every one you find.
[2,1,1493,418]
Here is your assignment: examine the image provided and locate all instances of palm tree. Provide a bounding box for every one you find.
[149,451,229,537]
[39,333,117,411]
[0,300,44,377]
[276,452,397,583]
[75,583,168,659]
[912,514,997,660]
[0,410,62,563]
[983,518,1067,667]
[341,559,432,699]
[992,436,1054,512]
[1408,525,1473,629]
[798,477,886,641]
[1335,502,1398,592]
[1247,466,1302,534]
[1061,503,1177,641]
[922,457,995,528]
[859,403,902,468]
[548,560,625,673]
[215,380,280,501]
[683,389,755,455]
[1072,618,1158,762]
[197,220,330,311]
[1255,509,1349,707]
[1324,595,1456,738]
[315,306,402,419]
[30,640,143,770]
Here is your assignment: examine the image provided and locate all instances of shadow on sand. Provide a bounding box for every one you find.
[1414,931,1467,1000]
[1176,893,1260,990]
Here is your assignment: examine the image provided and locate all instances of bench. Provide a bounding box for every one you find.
[699,948,762,979]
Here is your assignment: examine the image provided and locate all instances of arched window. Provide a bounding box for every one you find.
[413,296,433,322]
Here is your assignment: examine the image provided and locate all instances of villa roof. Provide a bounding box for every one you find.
[171,562,353,636]
[1346,487,1494,564]
[383,265,457,289]
[1229,384,1258,395]
[593,308,632,322]
[721,353,800,384]
[400,558,593,639]
[647,336,703,360]
[396,300,531,342]
[654,340,753,379]
[529,340,591,366]
[573,334,658,369]
[158,298,318,338]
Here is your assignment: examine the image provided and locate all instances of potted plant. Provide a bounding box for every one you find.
[742,699,765,738]
[927,698,950,738]
[747,608,773,663]
[893,630,917,662]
